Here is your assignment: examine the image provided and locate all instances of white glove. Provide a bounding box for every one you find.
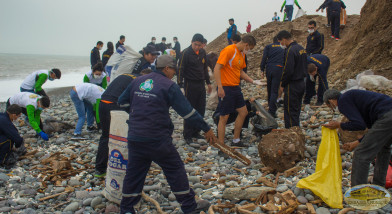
[253,80,263,86]
[180,88,185,95]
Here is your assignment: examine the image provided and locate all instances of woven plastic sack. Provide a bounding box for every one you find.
[295,9,306,19]
[102,111,129,204]
[297,127,343,208]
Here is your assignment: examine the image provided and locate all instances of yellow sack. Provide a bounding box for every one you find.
[297,127,343,208]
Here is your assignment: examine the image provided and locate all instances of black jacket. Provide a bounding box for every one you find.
[173,41,181,61]
[178,46,210,87]
[281,42,307,87]
[0,112,23,164]
[102,49,114,67]
[101,74,136,103]
[115,41,124,50]
[132,57,152,75]
[90,47,101,68]
[306,31,324,55]
[157,42,167,53]
[321,0,346,13]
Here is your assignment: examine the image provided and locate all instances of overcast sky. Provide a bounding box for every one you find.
[0,0,366,56]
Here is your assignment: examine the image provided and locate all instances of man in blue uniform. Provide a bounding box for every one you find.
[0,104,25,169]
[323,89,392,187]
[317,0,346,40]
[132,46,159,75]
[260,36,285,118]
[91,41,103,68]
[227,18,237,45]
[306,20,324,55]
[277,30,307,128]
[120,55,215,214]
[304,54,330,106]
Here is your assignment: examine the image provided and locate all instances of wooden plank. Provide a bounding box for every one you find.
[306,203,316,214]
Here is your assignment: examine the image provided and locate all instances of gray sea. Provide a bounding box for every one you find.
[0,53,90,101]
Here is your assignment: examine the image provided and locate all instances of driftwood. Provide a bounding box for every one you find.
[39,187,74,201]
[211,142,251,165]
[141,191,166,214]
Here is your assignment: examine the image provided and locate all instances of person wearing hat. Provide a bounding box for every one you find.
[120,55,216,214]
[177,33,212,144]
[95,69,152,178]
[7,92,51,141]
[20,69,61,97]
[83,62,108,89]
[132,45,159,75]
[227,18,237,45]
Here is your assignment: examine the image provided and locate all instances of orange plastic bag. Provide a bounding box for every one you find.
[297,127,343,208]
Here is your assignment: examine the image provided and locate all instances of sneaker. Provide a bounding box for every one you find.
[72,133,85,140]
[330,35,335,39]
[335,38,340,41]
[185,138,193,145]
[94,170,106,178]
[231,141,247,148]
[87,126,97,132]
[189,200,210,213]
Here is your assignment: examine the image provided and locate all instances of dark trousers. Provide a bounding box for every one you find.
[121,138,196,214]
[0,139,12,164]
[266,65,283,115]
[285,5,294,21]
[283,80,305,128]
[351,110,392,187]
[95,102,123,172]
[183,80,206,139]
[304,72,328,104]
[330,11,341,38]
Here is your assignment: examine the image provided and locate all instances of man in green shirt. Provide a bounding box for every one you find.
[281,0,301,22]
[20,69,61,96]
[7,92,51,141]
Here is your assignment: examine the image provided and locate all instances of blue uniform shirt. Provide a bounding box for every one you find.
[260,42,285,72]
[338,90,392,131]
[307,54,330,75]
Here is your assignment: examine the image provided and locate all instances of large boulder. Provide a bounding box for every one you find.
[258,127,305,172]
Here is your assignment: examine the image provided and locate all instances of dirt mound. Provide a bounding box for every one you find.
[206,0,392,89]
[327,0,392,87]
[258,127,305,172]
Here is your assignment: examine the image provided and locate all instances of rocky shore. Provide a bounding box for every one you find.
[1,83,391,214]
